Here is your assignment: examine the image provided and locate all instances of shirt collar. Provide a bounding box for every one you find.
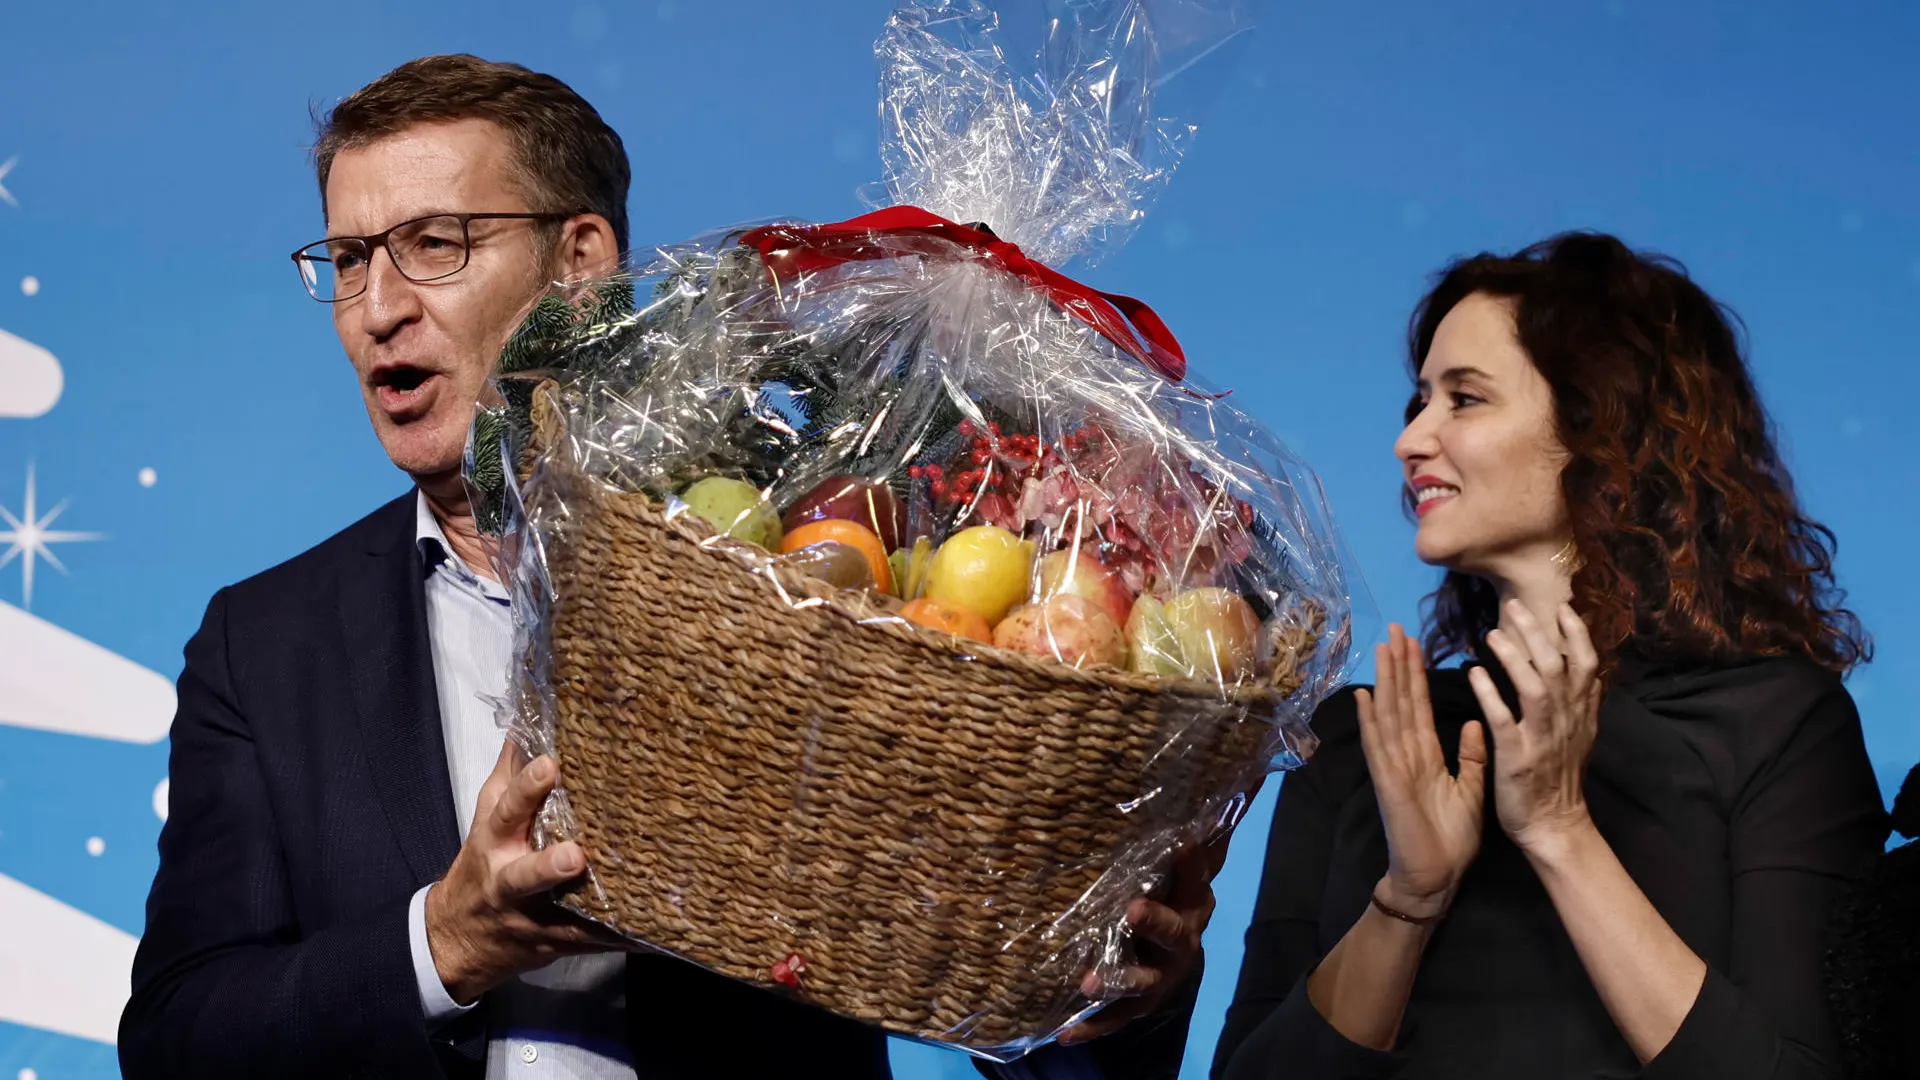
[415,489,452,565]
[415,490,511,604]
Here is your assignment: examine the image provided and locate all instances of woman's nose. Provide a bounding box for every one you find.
[1395,409,1438,465]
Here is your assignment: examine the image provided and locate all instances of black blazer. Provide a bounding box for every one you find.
[120,492,1193,1079]
[1213,653,1888,1080]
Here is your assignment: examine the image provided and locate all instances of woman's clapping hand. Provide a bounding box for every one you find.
[1355,625,1490,920]
[1469,600,1603,856]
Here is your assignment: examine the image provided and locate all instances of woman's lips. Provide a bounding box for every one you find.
[1411,477,1459,517]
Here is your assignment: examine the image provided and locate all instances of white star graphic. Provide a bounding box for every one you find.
[0,463,103,609]
[0,156,17,209]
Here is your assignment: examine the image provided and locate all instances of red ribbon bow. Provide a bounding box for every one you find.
[738,206,1187,382]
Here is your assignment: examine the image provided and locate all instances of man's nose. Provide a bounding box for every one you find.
[360,245,421,340]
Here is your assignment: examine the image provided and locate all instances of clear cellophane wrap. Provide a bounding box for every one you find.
[465,0,1360,1059]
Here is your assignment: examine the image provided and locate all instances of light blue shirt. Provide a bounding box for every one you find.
[407,492,636,1079]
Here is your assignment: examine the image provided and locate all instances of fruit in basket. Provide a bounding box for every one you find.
[924,525,1033,625]
[679,476,782,550]
[887,548,911,598]
[1124,595,1189,677]
[902,536,934,600]
[900,596,993,643]
[783,475,907,552]
[781,519,892,593]
[777,540,875,591]
[1163,587,1261,684]
[1035,548,1134,627]
[992,595,1127,669]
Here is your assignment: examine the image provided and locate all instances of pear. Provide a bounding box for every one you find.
[678,476,782,550]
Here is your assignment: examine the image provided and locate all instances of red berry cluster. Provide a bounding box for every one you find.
[912,419,1091,530]
[909,415,1260,590]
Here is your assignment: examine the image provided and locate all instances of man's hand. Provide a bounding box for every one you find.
[1056,839,1220,1045]
[424,743,625,1004]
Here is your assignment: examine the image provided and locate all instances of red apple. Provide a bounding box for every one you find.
[1035,548,1134,627]
[783,475,907,552]
[992,595,1128,670]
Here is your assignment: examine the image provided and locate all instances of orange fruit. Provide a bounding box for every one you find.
[900,596,993,643]
[780,518,892,593]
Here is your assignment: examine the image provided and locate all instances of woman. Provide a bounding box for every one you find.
[1211,232,1886,1078]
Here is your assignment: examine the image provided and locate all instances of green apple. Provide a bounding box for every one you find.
[678,476,782,550]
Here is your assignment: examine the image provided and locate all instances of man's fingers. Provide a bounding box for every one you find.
[497,840,586,900]
[1059,1006,1134,1046]
[487,755,559,842]
[1128,898,1191,952]
[1165,842,1216,908]
[1084,964,1164,1002]
[472,740,519,825]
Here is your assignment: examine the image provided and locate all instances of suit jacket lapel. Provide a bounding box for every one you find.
[338,492,463,888]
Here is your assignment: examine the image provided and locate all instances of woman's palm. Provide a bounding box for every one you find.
[1357,629,1489,910]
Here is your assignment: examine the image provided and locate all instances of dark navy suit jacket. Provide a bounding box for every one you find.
[119,492,1195,1079]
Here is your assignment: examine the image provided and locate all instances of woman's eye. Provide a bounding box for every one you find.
[1449,391,1482,409]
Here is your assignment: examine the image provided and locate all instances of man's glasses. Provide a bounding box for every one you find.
[291,212,575,303]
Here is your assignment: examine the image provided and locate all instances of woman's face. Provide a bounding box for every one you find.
[1396,292,1570,577]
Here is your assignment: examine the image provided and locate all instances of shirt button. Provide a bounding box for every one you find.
[520,1043,539,1065]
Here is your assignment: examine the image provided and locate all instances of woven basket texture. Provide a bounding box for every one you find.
[524,389,1312,1048]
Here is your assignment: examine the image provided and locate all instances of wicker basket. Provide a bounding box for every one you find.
[523,390,1317,1050]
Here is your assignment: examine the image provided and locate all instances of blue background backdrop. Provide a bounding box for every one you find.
[1,1,1915,1076]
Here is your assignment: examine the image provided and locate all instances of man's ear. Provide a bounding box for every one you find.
[549,213,619,282]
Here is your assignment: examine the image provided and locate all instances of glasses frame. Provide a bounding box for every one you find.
[291,211,577,303]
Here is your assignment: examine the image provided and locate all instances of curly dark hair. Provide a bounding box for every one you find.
[1406,231,1869,674]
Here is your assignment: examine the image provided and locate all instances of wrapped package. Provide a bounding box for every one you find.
[465,0,1361,1060]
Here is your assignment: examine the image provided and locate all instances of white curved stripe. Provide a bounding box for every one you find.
[0,872,136,1044]
[0,327,62,418]
[0,601,174,742]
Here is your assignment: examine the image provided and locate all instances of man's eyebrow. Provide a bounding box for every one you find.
[324,210,459,240]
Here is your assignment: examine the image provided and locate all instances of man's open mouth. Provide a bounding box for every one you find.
[371,365,442,416]
[374,365,435,393]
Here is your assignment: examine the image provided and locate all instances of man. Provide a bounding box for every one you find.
[119,55,1211,1079]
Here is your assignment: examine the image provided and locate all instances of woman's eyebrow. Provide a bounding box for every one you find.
[1417,364,1493,391]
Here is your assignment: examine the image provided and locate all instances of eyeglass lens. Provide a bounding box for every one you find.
[296,215,470,301]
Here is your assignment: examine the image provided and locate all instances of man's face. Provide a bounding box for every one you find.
[324,118,549,480]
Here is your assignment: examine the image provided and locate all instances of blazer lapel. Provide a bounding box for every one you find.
[338,492,463,888]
